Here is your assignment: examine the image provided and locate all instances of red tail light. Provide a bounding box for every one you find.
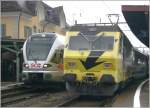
[58,64,64,70]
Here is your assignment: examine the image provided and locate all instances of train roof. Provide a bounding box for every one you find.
[31,32,56,36]
[68,23,122,35]
[28,32,64,39]
[25,32,65,45]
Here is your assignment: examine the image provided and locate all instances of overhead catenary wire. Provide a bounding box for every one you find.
[101,1,149,55]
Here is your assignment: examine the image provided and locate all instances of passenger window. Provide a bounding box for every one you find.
[119,36,122,54]
[51,49,59,64]
[50,49,63,64]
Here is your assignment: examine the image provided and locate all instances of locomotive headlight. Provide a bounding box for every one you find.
[103,63,113,68]
[68,62,76,68]
[43,64,52,68]
[43,64,48,68]
[24,63,29,68]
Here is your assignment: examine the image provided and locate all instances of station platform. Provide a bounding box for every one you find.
[140,80,149,107]
[1,82,24,90]
[112,79,149,107]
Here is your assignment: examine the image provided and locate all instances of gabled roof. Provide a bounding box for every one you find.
[1,1,37,15]
[1,1,66,26]
[45,6,63,25]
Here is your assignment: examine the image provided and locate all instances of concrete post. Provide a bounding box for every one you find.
[16,53,20,82]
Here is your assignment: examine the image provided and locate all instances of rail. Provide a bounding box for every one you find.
[56,95,80,107]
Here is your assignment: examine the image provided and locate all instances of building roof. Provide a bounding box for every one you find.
[45,6,61,25]
[1,1,66,26]
[1,1,37,15]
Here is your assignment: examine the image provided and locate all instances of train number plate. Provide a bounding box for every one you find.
[31,63,41,69]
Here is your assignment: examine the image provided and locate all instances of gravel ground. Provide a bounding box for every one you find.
[6,90,70,107]
[62,96,103,107]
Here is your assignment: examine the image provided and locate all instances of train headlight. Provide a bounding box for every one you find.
[68,62,76,68]
[103,63,112,68]
[43,64,48,68]
[43,64,52,68]
[24,64,29,68]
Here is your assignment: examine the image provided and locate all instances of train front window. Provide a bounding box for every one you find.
[68,36,90,50]
[92,36,114,50]
[26,35,55,60]
[68,35,114,51]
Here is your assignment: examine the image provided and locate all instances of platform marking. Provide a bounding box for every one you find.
[133,79,149,108]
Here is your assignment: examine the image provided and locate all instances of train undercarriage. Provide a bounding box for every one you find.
[66,81,119,96]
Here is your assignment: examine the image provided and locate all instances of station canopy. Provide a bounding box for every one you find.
[122,5,149,47]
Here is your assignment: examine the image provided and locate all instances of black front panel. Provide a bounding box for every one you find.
[28,73,43,81]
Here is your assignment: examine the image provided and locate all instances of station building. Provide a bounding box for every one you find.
[1,1,67,39]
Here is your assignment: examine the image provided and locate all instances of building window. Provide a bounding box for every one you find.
[24,26,32,38]
[33,26,37,33]
[1,24,6,38]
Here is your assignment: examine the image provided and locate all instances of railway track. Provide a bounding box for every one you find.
[2,79,147,107]
[56,94,118,107]
[1,86,46,106]
[2,86,32,98]
[1,84,128,107]
[1,83,67,107]
[56,94,80,107]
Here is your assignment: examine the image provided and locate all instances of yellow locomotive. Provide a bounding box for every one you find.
[63,23,148,96]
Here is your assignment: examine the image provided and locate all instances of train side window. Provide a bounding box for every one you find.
[123,34,134,66]
[50,49,59,64]
[50,49,63,64]
[119,35,123,54]
[58,49,64,64]
[123,35,132,57]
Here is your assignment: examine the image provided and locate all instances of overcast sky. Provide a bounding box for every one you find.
[43,1,149,54]
[43,1,149,24]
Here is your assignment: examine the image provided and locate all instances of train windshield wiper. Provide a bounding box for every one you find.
[92,33,104,42]
[79,33,89,42]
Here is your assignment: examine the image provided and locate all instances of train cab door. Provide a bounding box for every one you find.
[119,34,125,81]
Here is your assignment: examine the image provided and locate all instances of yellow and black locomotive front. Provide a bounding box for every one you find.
[64,25,124,96]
